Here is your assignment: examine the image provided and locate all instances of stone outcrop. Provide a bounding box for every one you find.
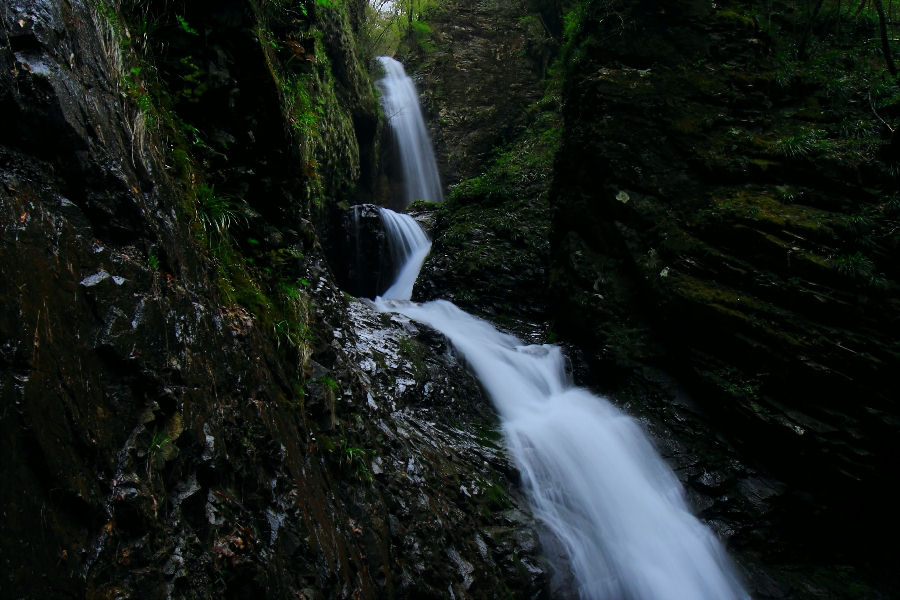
[402,0,899,596]
[401,0,554,187]
[549,0,899,596]
[0,1,548,597]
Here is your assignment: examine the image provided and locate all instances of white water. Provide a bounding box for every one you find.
[373,224,748,597]
[377,207,431,300]
[376,56,444,206]
[369,57,748,599]
[377,296,748,599]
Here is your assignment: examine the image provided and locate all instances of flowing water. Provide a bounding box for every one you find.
[378,207,432,301]
[376,56,444,206]
[369,58,749,599]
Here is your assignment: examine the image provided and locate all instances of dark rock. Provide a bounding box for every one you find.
[0,1,549,598]
[329,204,395,298]
[548,0,900,595]
[402,0,550,188]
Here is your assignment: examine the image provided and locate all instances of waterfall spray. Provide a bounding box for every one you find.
[377,56,444,206]
[368,55,748,599]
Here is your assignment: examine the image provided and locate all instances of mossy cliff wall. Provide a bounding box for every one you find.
[0,1,548,597]
[549,0,899,594]
[401,0,898,596]
[400,0,555,188]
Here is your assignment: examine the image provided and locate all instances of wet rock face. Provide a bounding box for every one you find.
[412,189,552,331]
[333,298,551,598]
[329,204,396,298]
[549,0,900,594]
[1,0,151,245]
[0,1,550,598]
[402,0,551,187]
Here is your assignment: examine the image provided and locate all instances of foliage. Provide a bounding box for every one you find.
[274,318,311,349]
[774,127,830,157]
[365,0,439,56]
[283,74,321,133]
[196,184,243,239]
[448,110,560,205]
[175,15,199,36]
[337,439,372,481]
[829,251,887,287]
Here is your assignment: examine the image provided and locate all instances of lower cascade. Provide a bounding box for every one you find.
[372,208,748,599]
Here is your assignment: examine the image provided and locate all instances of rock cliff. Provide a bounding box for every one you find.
[405,0,899,596]
[550,3,899,595]
[0,1,548,597]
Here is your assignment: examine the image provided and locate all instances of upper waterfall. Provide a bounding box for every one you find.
[376,56,444,206]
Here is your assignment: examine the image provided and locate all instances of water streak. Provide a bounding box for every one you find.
[369,57,747,599]
[377,56,444,206]
[371,214,747,600]
[377,207,431,300]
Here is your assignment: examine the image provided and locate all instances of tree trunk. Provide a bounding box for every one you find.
[798,0,826,60]
[873,0,899,79]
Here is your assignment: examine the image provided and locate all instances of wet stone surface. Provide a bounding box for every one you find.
[331,296,553,597]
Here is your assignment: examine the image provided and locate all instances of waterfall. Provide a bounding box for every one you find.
[377,207,431,301]
[368,57,748,599]
[376,56,444,206]
[373,230,748,599]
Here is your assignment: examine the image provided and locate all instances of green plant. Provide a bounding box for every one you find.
[339,440,372,481]
[176,14,199,36]
[149,428,171,453]
[176,55,208,103]
[180,122,210,149]
[148,253,159,270]
[146,427,174,476]
[830,252,876,280]
[408,20,435,53]
[317,375,339,392]
[274,318,311,350]
[774,127,830,157]
[196,184,242,237]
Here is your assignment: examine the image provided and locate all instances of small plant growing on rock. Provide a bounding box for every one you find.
[175,15,199,36]
[196,183,243,238]
[829,252,885,288]
[774,127,829,157]
[340,441,372,482]
[145,427,174,477]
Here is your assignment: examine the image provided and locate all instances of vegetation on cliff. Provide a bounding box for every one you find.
[406,0,898,596]
[3,0,899,597]
[0,1,549,597]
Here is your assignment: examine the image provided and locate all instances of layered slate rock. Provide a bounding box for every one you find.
[401,0,553,187]
[0,1,549,598]
[550,0,900,596]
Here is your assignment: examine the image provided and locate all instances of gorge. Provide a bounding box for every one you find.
[2,0,898,598]
[372,56,746,598]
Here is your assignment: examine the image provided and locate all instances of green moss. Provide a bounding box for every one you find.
[397,335,428,380]
[671,272,767,314]
[707,189,835,237]
[283,74,319,133]
[715,9,754,28]
[269,8,365,213]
